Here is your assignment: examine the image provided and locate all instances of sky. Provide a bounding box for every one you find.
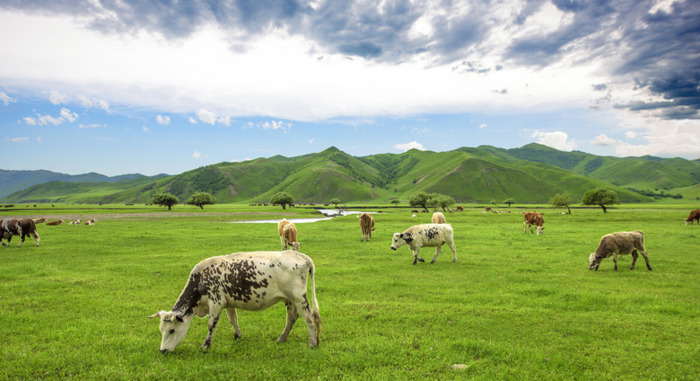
[1,0,699,177]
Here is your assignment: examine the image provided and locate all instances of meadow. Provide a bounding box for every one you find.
[0,203,698,380]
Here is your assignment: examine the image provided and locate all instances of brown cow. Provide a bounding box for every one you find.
[685,209,700,225]
[46,219,64,226]
[1,218,40,247]
[278,219,301,251]
[523,212,544,235]
[359,213,375,242]
[456,206,463,212]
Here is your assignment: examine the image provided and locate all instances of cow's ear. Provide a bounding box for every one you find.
[147,311,161,319]
[399,233,404,238]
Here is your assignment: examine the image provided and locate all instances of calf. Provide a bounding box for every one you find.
[523,212,544,235]
[685,209,700,225]
[69,219,81,225]
[589,231,652,271]
[391,224,457,265]
[148,250,321,353]
[431,212,446,224]
[278,219,301,251]
[359,213,375,242]
[1,218,40,247]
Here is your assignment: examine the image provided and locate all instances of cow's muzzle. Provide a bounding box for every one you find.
[390,247,396,251]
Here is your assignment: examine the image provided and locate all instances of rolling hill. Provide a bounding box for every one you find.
[2,144,699,205]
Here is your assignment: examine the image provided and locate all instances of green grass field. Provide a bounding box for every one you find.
[1,204,698,379]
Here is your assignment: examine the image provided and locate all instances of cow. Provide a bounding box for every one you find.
[456,206,463,212]
[33,217,47,224]
[148,250,322,353]
[391,224,457,265]
[431,212,446,224]
[589,231,652,271]
[278,219,301,251]
[46,219,64,226]
[523,212,544,235]
[359,213,375,242]
[685,209,700,225]
[0,218,40,247]
[69,219,81,225]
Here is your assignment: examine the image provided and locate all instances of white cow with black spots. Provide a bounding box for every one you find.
[148,250,322,353]
[391,224,457,265]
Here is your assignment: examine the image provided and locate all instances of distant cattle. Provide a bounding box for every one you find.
[523,212,544,235]
[148,250,321,353]
[46,219,64,226]
[359,213,375,242]
[431,212,446,224]
[456,206,463,212]
[411,210,419,213]
[685,209,700,225]
[84,219,96,225]
[589,231,652,271]
[278,219,301,251]
[484,207,491,212]
[1,218,40,247]
[391,224,457,265]
[69,219,81,225]
[33,217,47,224]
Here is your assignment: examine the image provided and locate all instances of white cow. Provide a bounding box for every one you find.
[149,250,321,353]
[391,224,457,265]
[431,212,446,224]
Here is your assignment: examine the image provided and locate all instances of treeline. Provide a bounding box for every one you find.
[627,188,682,199]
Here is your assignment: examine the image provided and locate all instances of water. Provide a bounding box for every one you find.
[230,209,374,224]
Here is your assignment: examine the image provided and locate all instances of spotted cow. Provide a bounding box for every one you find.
[391,224,457,265]
[523,212,544,235]
[1,218,40,247]
[148,250,322,353]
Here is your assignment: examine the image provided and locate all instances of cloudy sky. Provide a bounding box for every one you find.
[1,0,699,176]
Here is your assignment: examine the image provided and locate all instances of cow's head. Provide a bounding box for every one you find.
[685,219,692,225]
[148,310,194,353]
[289,242,301,251]
[536,226,544,235]
[588,253,603,270]
[391,232,412,250]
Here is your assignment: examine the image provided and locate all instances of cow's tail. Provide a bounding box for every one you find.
[308,259,322,339]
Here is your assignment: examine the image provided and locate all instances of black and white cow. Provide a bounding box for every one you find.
[0,218,40,247]
[149,250,322,353]
[391,223,457,265]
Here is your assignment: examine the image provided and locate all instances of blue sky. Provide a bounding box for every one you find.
[1,0,699,176]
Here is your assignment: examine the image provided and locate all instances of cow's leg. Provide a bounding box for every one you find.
[225,308,241,339]
[640,250,652,271]
[292,294,319,348]
[523,221,528,233]
[201,303,224,350]
[278,301,298,343]
[412,249,425,265]
[32,230,39,247]
[630,251,638,270]
[613,254,618,271]
[430,244,443,264]
[448,240,457,262]
[280,236,287,250]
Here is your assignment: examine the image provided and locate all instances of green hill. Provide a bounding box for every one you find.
[6,143,699,205]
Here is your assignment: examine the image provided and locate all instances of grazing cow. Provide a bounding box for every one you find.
[456,206,463,212]
[411,210,419,213]
[523,212,544,235]
[685,209,700,225]
[391,224,457,265]
[46,219,64,226]
[484,206,491,212]
[431,212,446,224]
[359,213,375,242]
[33,217,47,224]
[589,231,652,271]
[278,219,301,251]
[1,218,40,247]
[148,250,321,353]
[69,219,81,225]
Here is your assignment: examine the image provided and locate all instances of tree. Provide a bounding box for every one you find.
[186,192,217,210]
[152,193,179,211]
[330,198,341,208]
[434,194,456,212]
[490,200,498,207]
[390,200,401,206]
[549,192,575,214]
[409,192,431,212]
[271,192,295,209]
[582,187,619,213]
[503,198,515,208]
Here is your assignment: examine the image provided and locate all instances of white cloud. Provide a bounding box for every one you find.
[394,141,426,152]
[625,131,637,139]
[479,123,488,129]
[79,123,104,128]
[309,138,314,144]
[23,117,37,125]
[590,133,616,146]
[98,100,110,112]
[188,117,198,124]
[37,113,63,126]
[49,90,66,105]
[197,109,217,125]
[10,137,29,143]
[142,126,149,132]
[531,130,578,151]
[232,157,253,162]
[156,114,170,125]
[192,150,204,159]
[60,107,78,122]
[0,91,15,105]
[37,136,42,143]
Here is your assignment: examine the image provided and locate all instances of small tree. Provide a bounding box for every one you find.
[390,200,401,206]
[186,192,217,210]
[490,200,498,208]
[550,192,575,214]
[271,192,295,209]
[152,193,179,211]
[409,192,431,212]
[330,198,341,208]
[503,198,515,208]
[435,194,456,212]
[582,187,619,213]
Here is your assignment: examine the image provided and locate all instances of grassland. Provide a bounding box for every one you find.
[1,203,698,380]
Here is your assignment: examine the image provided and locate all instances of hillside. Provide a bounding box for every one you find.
[1,145,668,205]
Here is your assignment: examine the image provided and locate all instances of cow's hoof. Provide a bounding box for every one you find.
[430,260,435,264]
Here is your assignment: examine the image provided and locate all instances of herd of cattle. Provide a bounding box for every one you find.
[3,207,698,353]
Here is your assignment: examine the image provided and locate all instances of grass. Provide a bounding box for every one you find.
[1,204,698,379]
